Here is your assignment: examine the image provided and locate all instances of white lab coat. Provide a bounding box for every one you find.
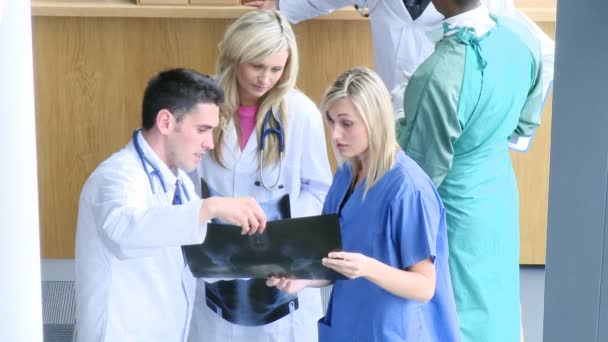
[187,89,333,342]
[280,0,555,113]
[75,131,206,342]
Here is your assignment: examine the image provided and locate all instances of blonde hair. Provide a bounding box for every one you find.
[321,67,398,196]
[212,10,298,166]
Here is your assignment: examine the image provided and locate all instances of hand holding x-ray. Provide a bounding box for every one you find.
[322,251,374,279]
[183,214,345,280]
[201,196,267,235]
[266,277,332,294]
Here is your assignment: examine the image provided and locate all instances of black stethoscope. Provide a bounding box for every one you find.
[355,0,430,18]
[258,110,284,190]
[132,129,191,200]
[354,0,380,17]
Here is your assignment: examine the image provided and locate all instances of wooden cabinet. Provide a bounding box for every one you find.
[189,0,240,5]
[137,0,189,5]
[136,0,241,5]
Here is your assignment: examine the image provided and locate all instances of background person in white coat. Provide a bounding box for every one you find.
[75,68,266,342]
[187,10,333,342]
[245,0,554,122]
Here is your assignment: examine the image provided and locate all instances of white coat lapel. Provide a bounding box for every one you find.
[384,0,414,24]
[417,2,443,25]
[223,119,241,168]
[224,118,259,171]
[242,124,259,158]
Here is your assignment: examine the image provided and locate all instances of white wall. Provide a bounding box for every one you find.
[0,0,43,341]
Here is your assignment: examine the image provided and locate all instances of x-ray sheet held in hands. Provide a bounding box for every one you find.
[182,214,345,281]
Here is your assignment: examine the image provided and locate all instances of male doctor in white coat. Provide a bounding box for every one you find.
[75,68,267,342]
[246,0,554,126]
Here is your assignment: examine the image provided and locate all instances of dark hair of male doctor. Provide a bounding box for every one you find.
[141,68,266,234]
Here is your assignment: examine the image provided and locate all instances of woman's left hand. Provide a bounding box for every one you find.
[266,276,310,294]
[322,251,374,279]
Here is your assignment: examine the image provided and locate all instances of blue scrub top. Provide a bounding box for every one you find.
[319,151,461,342]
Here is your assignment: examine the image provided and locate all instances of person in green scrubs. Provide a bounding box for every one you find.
[396,0,543,341]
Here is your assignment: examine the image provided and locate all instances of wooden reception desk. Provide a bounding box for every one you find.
[31,0,556,264]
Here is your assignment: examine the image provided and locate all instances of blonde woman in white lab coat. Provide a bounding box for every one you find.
[187,10,333,342]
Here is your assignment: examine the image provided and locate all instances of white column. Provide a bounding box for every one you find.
[0,0,43,341]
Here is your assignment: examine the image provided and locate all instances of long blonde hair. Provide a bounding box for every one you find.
[321,67,398,196]
[212,10,298,167]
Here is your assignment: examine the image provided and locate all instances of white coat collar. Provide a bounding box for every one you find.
[444,5,495,36]
[222,118,260,164]
[134,130,179,188]
[426,5,495,42]
[384,0,442,25]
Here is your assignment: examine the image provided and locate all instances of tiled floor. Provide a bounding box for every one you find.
[520,266,545,342]
[41,259,75,281]
[41,260,546,342]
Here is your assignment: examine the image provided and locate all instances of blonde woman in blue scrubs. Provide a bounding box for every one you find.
[268,67,460,341]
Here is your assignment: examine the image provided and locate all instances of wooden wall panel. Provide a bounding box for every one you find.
[295,20,374,170]
[33,17,554,264]
[33,17,227,257]
[34,17,131,258]
[513,92,553,264]
[512,21,556,264]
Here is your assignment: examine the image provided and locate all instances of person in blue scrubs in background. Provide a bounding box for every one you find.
[268,67,460,341]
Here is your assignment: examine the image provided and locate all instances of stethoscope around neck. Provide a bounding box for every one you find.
[132,129,190,200]
[257,110,284,191]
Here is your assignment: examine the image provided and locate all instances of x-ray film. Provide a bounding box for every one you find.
[183,214,344,280]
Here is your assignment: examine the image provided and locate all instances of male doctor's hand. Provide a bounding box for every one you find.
[201,197,267,235]
[243,1,277,10]
[322,251,374,279]
[266,277,310,294]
